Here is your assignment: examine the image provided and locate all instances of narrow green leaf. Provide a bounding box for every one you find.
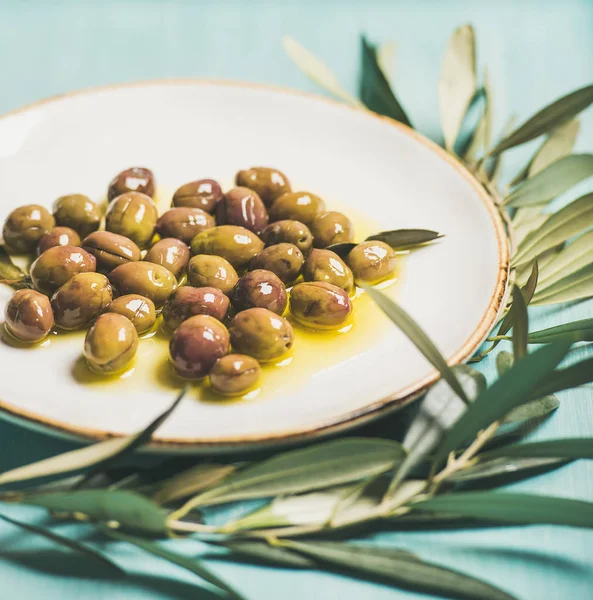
[505,155,593,208]
[439,24,477,151]
[496,351,514,376]
[511,285,528,359]
[366,229,444,250]
[486,115,517,183]
[531,261,593,305]
[326,242,358,258]
[511,208,548,247]
[0,245,26,287]
[413,491,593,529]
[503,395,560,423]
[105,530,245,600]
[221,540,315,569]
[489,84,593,155]
[434,342,572,465]
[0,512,124,575]
[533,356,593,398]
[366,287,470,404]
[528,319,593,344]
[360,35,412,127]
[479,438,593,462]
[446,456,564,483]
[463,70,492,162]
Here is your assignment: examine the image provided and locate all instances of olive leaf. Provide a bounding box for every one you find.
[495,351,514,376]
[478,438,593,462]
[527,318,593,344]
[360,35,412,127]
[489,83,593,155]
[438,24,477,151]
[510,285,528,360]
[445,456,564,483]
[532,355,593,399]
[366,229,444,250]
[220,540,315,569]
[325,242,357,258]
[0,244,26,287]
[485,115,517,184]
[531,261,593,305]
[505,154,593,208]
[511,207,548,247]
[463,69,492,161]
[503,395,560,424]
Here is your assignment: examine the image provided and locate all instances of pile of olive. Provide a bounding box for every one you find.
[1,166,398,396]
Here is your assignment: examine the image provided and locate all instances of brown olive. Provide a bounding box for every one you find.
[53,194,101,238]
[235,167,291,207]
[37,227,81,255]
[169,315,230,379]
[156,207,214,244]
[290,281,352,329]
[311,211,354,248]
[250,243,304,283]
[108,167,155,202]
[162,286,230,331]
[269,192,325,226]
[84,313,138,374]
[82,231,141,273]
[4,289,54,343]
[106,294,156,333]
[216,187,269,234]
[30,246,96,295]
[260,220,313,255]
[209,354,261,395]
[105,191,158,248]
[303,248,354,292]
[346,241,398,284]
[3,205,55,253]
[172,179,223,213]
[51,272,112,330]
[108,261,177,307]
[190,226,264,270]
[231,269,287,315]
[144,238,189,278]
[187,254,239,295]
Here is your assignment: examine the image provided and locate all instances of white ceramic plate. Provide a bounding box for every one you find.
[0,80,508,453]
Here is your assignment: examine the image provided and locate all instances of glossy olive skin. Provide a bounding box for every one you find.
[311,211,354,248]
[3,205,55,253]
[37,227,81,255]
[290,281,352,329]
[108,167,155,202]
[51,272,112,330]
[84,313,139,374]
[190,225,264,269]
[82,231,141,273]
[231,269,288,315]
[169,314,230,379]
[210,354,261,395]
[156,207,214,244]
[303,249,354,293]
[162,286,230,331]
[235,167,291,207]
[216,187,269,234]
[105,192,158,248]
[4,289,54,343]
[228,308,294,361]
[30,246,96,295]
[108,262,177,307]
[346,241,398,284]
[260,220,313,255]
[145,238,189,278]
[172,179,223,213]
[250,243,304,284]
[187,254,239,295]
[269,192,325,226]
[106,294,156,333]
[53,194,101,238]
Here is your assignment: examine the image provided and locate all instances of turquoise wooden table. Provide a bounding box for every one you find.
[1,1,593,598]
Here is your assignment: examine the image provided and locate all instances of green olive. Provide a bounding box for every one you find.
[51,272,112,330]
[172,179,223,213]
[108,167,155,202]
[268,192,325,226]
[106,294,156,333]
[37,227,81,255]
[303,249,354,292]
[162,286,230,331]
[156,207,214,244]
[108,261,177,307]
[235,167,291,207]
[169,315,230,379]
[53,194,101,238]
[82,231,142,273]
[231,270,288,315]
[228,308,294,362]
[260,220,313,255]
[216,187,269,234]
[3,205,55,253]
[187,254,239,295]
[190,225,264,269]
[290,282,352,330]
[250,243,304,283]
[4,289,54,343]
[144,238,189,278]
[84,313,139,374]
[346,241,398,284]
[105,191,158,248]
[30,246,97,295]
[209,354,261,395]
[311,211,354,248]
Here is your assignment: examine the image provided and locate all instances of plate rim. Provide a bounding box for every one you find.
[0,78,510,451]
